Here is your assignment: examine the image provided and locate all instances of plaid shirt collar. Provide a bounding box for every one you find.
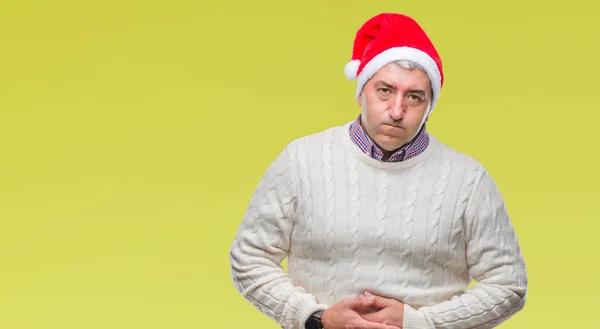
[348,115,429,162]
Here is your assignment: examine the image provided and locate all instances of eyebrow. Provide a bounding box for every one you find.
[407,89,426,96]
[375,81,395,89]
[374,81,426,95]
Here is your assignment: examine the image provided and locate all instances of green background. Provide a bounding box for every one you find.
[1,1,598,328]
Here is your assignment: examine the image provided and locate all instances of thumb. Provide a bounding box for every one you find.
[361,291,392,308]
[350,293,381,311]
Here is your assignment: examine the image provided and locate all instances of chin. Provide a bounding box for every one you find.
[378,136,406,151]
[378,142,403,153]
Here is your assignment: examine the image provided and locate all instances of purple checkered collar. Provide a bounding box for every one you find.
[348,115,429,162]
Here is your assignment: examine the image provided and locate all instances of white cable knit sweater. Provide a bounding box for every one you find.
[230,121,527,329]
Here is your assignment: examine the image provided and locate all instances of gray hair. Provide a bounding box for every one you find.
[392,59,424,70]
[392,60,433,97]
[359,59,433,98]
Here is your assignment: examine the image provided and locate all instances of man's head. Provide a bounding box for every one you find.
[358,60,431,152]
[344,13,443,148]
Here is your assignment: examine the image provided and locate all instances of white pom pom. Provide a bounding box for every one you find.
[344,60,360,80]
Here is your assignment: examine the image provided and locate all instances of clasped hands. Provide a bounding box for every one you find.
[321,291,405,329]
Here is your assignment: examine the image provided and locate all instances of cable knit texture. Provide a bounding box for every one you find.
[230,121,527,329]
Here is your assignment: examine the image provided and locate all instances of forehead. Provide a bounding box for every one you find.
[369,62,430,88]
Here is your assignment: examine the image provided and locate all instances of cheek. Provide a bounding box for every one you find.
[363,101,388,121]
[405,107,428,127]
[362,107,382,128]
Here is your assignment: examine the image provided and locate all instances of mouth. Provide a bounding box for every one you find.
[386,123,403,129]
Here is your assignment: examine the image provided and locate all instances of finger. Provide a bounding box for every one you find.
[350,294,382,312]
[362,290,384,308]
[361,291,379,309]
[363,293,393,309]
[360,310,383,323]
[353,317,400,329]
[359,306,381,313]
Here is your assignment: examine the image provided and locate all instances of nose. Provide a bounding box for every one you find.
[388,95,406,121]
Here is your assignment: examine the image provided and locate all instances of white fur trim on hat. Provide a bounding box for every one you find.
[354,47,442,114]
[344,60,361,80]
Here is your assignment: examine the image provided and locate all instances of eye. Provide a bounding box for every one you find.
[407,94,423,101]
[378,88,392,94]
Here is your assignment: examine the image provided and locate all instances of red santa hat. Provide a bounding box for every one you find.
[344,13,444,117]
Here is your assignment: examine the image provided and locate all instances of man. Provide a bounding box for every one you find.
[230,12,527,329]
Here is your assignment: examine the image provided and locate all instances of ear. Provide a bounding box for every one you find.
[357,91,366,107]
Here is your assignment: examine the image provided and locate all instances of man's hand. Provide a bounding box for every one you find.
[357,291,405,328]
[321,296,401,329]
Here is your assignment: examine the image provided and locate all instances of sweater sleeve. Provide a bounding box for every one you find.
[229,144,328,329]
[403,168,528,329]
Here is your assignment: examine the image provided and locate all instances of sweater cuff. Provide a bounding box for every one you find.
[296,301,329,329]
[403,304,431,329]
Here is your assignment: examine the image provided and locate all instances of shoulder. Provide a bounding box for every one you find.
[427,136,492,196]
[429,135,484,171]
[262,122,350,174]
[431,136,507,203]
[284,121,350,155]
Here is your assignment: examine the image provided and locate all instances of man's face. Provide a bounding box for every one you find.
[358,62,431,153]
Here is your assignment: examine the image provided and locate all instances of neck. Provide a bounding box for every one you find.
[359,119,423,156]
[341,121,436,171]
